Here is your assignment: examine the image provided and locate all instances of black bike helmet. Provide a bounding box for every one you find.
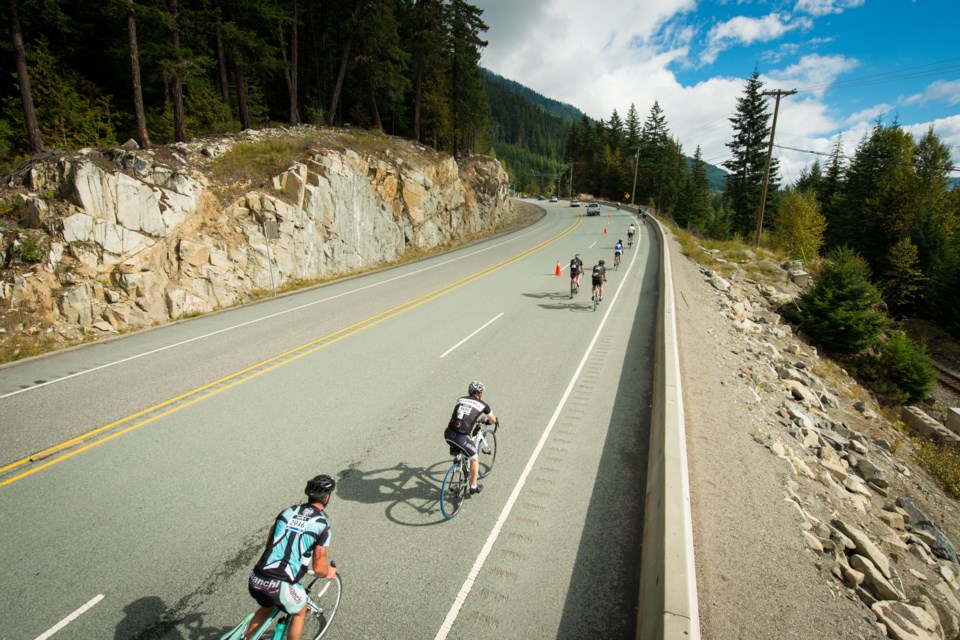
[468,380,485,395]
[305,474,336,502]
[599,259,605,266]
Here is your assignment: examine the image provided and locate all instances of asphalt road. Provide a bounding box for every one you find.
[0,201,659,640]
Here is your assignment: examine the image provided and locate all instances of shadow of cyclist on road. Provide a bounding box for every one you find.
[115,595,229,640]
[336,461,451,527]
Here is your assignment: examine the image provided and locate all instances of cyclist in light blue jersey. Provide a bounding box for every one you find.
[245,475,337,640]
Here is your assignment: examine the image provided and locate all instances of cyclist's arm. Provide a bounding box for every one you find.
[487,411,497,425]
[312,545,336,579]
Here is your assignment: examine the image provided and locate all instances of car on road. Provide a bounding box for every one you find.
[550,196,558,203]
[538,195,545,201]
[586,202,601,216]
[570,199,580,207]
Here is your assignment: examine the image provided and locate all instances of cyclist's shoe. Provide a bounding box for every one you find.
[470,484,483,494]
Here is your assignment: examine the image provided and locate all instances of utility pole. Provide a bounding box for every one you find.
[754,88,796,248]
[629,147,641,208]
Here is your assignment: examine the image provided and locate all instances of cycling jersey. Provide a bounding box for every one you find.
[253,504,331,583]
[447,396,491,436]
[614,243,623,255]
[569,258,583,275]
[627,226,636,236]
[591,264,605,284]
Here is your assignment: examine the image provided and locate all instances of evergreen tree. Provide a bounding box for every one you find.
[685,145,712,230]
[447,0,487,157]
[798,246,889,353]
[723,69,779,238]
[794,159,822,195]
[638,101,668,206]
[880,237,924,317]
[837,119,917,271]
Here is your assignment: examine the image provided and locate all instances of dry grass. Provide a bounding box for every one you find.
[913,438,960,499]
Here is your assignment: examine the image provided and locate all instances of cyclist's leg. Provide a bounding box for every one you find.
[286,606,309,640]
[245,606,274,639]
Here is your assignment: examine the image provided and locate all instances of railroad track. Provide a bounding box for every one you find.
[933,362,960,395]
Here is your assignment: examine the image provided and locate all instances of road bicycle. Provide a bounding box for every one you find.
[592,287,600,311]
[570,275,579,298]
[614,253,621,270]
[627,235,633,249]
[440,419,499,520]
[221,570,342,640]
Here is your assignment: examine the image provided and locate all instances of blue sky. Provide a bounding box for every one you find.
[471,0,960,182]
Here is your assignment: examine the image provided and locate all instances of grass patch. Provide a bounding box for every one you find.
[208,133,327,202]
[913,438,960,499]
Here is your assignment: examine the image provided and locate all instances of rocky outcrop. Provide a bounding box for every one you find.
[0,128,512,335]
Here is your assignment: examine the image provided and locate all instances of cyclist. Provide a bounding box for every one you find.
[569,253,584,291]
[591,260,607,302]
[616,202,621,210]
[614,239,623,266]
[627,224,636,247]
[641,209,649,224]
[444,381,498,495]
[245,475,337,640]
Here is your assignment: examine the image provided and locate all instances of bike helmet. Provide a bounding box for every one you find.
[575,253,581,259]
[599,259,605,265]
[305,474,336,502]
[468,380,485,395]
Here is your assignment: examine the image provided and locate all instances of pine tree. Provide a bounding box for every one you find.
[447,0,487,157]
[880,237,924,317]
[638,101,668,206]
[723,69,779,238]
[798,246,889,353]
[685,145,712,230]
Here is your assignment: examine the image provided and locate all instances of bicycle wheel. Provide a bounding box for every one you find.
[303,575,343,640]
[440,460,467,519]
[593,290,598,311]
[477,428,498,478]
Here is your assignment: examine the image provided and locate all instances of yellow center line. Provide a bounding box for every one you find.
[0,213,582,487]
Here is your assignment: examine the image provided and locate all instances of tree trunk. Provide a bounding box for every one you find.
[326,0,363,126]
[413,64,422,142]
[127,1,151,149]
[214,10,231,111]
[168,0,187,142]
[233,49,251,130]
[363,61,381,130]
[290,0,299,125]
[7,0,43,153]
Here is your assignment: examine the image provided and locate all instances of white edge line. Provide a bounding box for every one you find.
[588,241,597,249]
[34,594,104,640]
[434,242,639,639]
[439,313,504,359]
[1,227,540,400]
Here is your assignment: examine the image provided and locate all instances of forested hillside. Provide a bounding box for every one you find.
[0,0,491,167]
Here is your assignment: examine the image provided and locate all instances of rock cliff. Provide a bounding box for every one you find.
[0,127,512,346]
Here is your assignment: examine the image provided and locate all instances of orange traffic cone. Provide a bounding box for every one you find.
[603,226,608,235]
[555,260,561,276]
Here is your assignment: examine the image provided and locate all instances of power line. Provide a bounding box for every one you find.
[774,143,960,173]
[794,56,960,94]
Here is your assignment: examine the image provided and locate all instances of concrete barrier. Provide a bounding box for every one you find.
[637,220,700,639]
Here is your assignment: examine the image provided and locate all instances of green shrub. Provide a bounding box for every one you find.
[798,246,889,352]
[876,331,936,402]
[913,438,960,499]
[18,236,45,263]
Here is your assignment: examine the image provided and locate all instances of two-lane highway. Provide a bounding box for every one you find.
[0,200,659,640]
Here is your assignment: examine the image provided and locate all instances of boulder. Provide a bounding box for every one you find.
[852,555,902,600]
[871,601,942,640]
[897,497,959,563]
[833,519,892,579]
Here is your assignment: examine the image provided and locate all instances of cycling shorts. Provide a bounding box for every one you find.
[570,268,580,276]
[614,250,622,256]
[627,231,635,237]
[592,276,603,286]
[445,427,478,459]
[248,572,307,614]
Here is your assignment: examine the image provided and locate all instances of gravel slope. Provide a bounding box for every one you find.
[670,230,889,640]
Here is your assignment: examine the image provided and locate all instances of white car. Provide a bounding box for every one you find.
[586,203,601,216]
[570,199,580,207]
[550,196,558,203]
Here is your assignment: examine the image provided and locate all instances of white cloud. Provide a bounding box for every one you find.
[904,79,960,106]
[766,53,859,98]
[842,104,894,127]
[794,0,865,17]
[701,13,813,65]
[903,115,960,167]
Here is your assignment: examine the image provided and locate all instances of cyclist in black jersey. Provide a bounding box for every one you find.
[444,381,498,495]
[245,475,337,640]
[569,254,584,290]
[591,260,607,301]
